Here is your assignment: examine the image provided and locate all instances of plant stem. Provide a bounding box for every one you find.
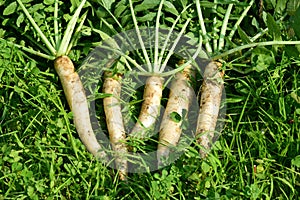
[218,3,233,51]
[16,0,56,56]
[134,62,190,77]
[99,45,147,72]
[154,0,164,72]
[212,0,218,52]
[54,0,59,46]
[57,0,87,56]
[157,4,192,70]
[67,11,88,55]
[228,0,254,41]
[129,0,152,71]
[0,38,55,60]
[99,6,143,62]
[160,19,191,73]
[195,0,212,53]
[251,28,268,42]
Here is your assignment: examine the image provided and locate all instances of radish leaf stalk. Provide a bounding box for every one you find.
[128,0,196,139]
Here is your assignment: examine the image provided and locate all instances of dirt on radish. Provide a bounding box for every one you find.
[157,61,196,166]
[102,71,128,180]
[54,56,107,160]
[130,76,164,139]
[196,61,224,158]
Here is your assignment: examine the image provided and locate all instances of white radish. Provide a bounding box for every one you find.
[130,76,164,138]
[102,71,128,180]
[196,61,224,158]
[14,0,108,161]
[54,56,107,159]
[127,0,193,141]
[157,61,195,166]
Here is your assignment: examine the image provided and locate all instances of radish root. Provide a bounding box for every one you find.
[157,62,195,166]
[196,61,224,158]
[103,72,128,180]
[130,76,164,139]
[54,56,107,159]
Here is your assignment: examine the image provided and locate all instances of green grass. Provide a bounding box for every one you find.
[1,33,299,200]
[1,0,300,199]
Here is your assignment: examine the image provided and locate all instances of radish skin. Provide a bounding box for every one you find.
[157,62,195,166]
[196,61,224,158]
[130,76,164,138]
[103,72,128,180]
[54,56,107,159]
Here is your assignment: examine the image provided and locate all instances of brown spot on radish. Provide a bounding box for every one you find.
[103,71,128,180]
[157,61,195,166]
[130,76,164,139]
[54,56,75,77]
[196,61,224,158]
[54,55,108,166]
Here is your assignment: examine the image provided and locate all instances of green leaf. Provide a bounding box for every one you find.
[137,12,156,22]
[165,17,175,23]
[251,47,275,72]
[135,0,160,12]
[274,177,295,194]
[101,0,115,10]
[275,0,287,15]
[43,0,55,5]
[3,2,17,15]
[170,112,181,123]
[27,186,35,198]
[180,0,188,8]
[287,0,300,15]
[266,13,282,41]
[16,13,25,27]
[291,92,300,104]
[251,17,260,30]
[237,27,251,44]
[163,1,179,15]
[114,1,127,18]
[70,0,81,12]
[291,7,300,38]
[201,161,210,173]
[278,96,286,120]
[292,155,300,167]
